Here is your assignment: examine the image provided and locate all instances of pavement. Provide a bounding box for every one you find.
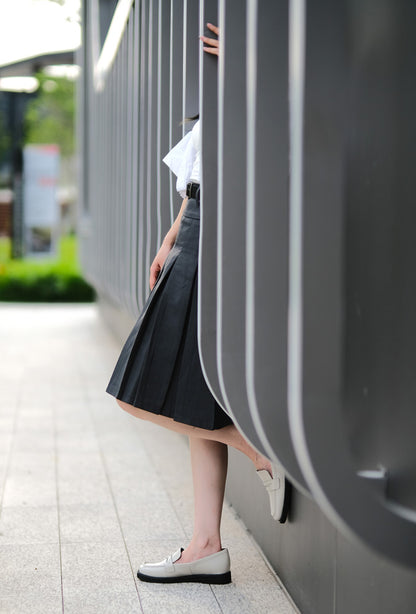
[0,303,298,614]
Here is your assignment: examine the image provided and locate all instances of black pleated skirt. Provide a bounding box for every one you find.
[106,195,233,431]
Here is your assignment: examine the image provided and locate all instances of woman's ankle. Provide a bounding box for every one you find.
[177,536,222,563]
[254,452,272,476]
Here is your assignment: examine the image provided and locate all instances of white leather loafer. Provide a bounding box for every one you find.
[257,464,291,523]
[137,547,231,584]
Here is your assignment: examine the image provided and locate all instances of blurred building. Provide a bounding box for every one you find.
[0,51,77,254]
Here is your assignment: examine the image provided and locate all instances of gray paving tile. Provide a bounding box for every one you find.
[55,400,93,417]
[92,427,148,458]
[220,500,262,540]
[212,583,297,614]
[102,452,158,503]
[6,450,55,469]
[56,429,100,454]
[0,543,62,614]
[61,542,141,613]
[19,388,54,405]
[0,375,24,392]
[16,406,54,424]
[0,433,13,455]
[63,590,142,614]
[212,538,298,614]
[0,506,59,545]
[0,415,17,433]
[117,493,187,543]
[101,445,151,477]
[139,585,221,614]
[11,430,55,455]
[55,397,89,411]
[105,472,159,508]
[59,503,123,543]
[0,452,9,474]
[88,390,120,406]
[57,452,113,505]
[2,461,57,507]
[123,424,197,538]
[0,455,11,503]
[136,426,192,487]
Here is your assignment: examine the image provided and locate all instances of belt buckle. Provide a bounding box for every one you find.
[186,183,192,198]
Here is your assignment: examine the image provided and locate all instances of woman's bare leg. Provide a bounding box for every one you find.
[178,437,227,564]
[117,400,271,474]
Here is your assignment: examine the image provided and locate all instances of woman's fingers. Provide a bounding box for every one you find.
[200,35,219,47]
[203,46,219,56]
[149,264,160,290]
[206,22,219,36]
[201,23,220,57]
[201,23,220,58]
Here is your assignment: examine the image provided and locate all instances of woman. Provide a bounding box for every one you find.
[107,24,289,585]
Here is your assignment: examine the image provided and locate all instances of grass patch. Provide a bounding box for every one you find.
[0,235,95,302]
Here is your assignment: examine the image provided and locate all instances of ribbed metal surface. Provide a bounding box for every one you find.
[79,0,416,571]
[80,0,184,314]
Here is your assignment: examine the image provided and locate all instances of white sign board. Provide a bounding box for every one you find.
[23,144,60,256]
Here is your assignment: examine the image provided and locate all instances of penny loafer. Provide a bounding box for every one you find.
[137,547,231,584]
[257,464,291,523]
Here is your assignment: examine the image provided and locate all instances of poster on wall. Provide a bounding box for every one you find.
[23,144,60,257]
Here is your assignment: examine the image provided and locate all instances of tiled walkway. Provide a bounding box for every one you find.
[0,304,298,614]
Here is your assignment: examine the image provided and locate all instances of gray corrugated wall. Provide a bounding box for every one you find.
[78,1,416,612]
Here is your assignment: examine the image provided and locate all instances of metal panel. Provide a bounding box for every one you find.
[124,9,134,314]
[183,0,199,121]
[158,0,172,239]
[243,0,308,491]
[336,531,416,614]
[137,0,148,310]
[117,36,126,307]
[198,0,229,412]
[216,0,267,454]
[120,29,129,311]
[145,0,159,293]
[169,0,184,221]
[226,449,336,614]
[288,0,416,567]
[129,0,140,318]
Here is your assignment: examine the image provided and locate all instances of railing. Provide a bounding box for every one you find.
[79,0,416,569]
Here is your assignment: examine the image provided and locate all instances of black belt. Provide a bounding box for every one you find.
[186,182,200,199]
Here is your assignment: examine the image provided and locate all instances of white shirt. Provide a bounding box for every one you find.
[163,120,200,198]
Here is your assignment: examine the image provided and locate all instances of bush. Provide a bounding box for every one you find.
[0,236,95,302]
[0,272,95,302]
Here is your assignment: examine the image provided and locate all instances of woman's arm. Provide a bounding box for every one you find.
[149,196,188,290]
[150,24,219,290]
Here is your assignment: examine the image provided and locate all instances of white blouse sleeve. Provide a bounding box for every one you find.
[162,130,197,198]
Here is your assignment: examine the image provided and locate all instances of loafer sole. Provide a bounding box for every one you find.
[279,478,292,523]
[137,570,232,584]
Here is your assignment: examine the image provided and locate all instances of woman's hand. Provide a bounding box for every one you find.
[200,23,219,56]
[149,241,172,290]
[149,197,188,289]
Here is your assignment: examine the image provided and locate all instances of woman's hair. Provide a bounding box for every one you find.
[181,113,199,124]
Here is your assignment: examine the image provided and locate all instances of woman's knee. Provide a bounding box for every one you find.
[116,399,149,421]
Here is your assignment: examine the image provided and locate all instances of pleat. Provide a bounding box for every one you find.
[106,203,233,431]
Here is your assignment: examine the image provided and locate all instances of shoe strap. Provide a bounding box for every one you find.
[170,548,184,564]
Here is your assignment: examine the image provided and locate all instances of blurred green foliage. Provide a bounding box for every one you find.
[24,72,75,157]
[0,235,95,302]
